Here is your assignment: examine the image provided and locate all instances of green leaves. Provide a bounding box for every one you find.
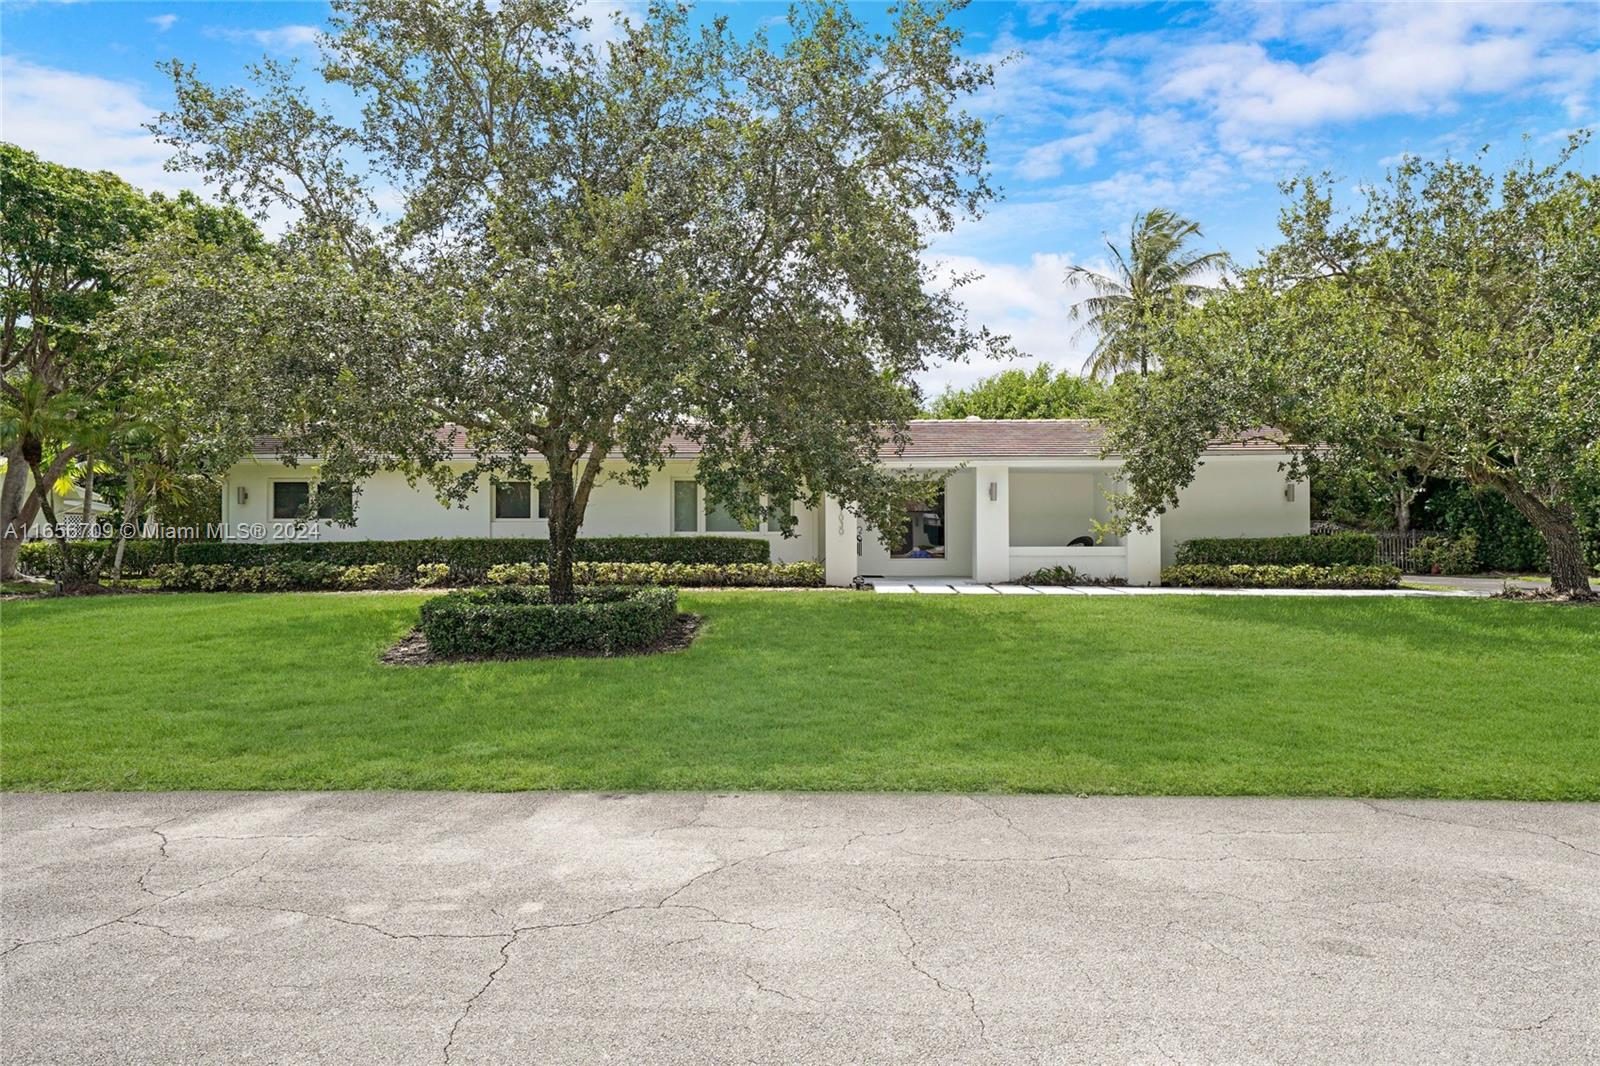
[145,0,1006,595]
[1104,137,1599,594]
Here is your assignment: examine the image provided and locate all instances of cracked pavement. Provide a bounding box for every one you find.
[2,792,1597,1064]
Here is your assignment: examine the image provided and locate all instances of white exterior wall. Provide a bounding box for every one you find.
[1008,471,1097,547]
[217,448,1307,579]
[219,458,821,564]
[1159,455,1310,566]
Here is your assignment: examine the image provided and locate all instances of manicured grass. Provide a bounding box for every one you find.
[2,590,1596,797]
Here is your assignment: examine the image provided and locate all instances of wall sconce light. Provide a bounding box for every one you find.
[1283,482,1295,503]
[236,487,249,505]
[988,481,998,501]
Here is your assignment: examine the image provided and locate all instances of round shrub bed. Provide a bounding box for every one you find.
[418,585,680,658]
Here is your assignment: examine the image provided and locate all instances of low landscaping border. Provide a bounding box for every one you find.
[173,534,770,580]
[149,559,819,592]
[486,560,822,588]
[418,584,679,657]
[1175,533,1379,567]
[1163,563,1401,589]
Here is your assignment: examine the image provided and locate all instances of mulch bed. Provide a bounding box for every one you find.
[381,612,704,666]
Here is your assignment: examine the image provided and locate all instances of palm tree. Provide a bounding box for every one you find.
[1066,209,1228,379]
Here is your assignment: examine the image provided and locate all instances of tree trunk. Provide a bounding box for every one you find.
[80,455,94,531]
[1,443,29,580]
[544,461,579,604]
[1491,478,1593,599]
[111,480,148,581]
[1394,485,1410,533]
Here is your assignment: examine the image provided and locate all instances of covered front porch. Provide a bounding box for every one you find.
[823,463,1163,587]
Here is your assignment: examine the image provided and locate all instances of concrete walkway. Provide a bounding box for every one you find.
[4,792,1596,1064]
[871,578,1482,596]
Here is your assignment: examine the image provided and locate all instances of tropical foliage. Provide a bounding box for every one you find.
[1105,141,1600,597]
[922,364,1108,419]
[1066,208,1228,379]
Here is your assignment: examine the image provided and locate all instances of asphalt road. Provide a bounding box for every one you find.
[3,792,1596,1065]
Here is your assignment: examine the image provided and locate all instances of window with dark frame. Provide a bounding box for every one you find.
[495,481,532,519]
[272,481,352,521]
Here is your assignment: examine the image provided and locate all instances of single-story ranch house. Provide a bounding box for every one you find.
[219,419,1309,586]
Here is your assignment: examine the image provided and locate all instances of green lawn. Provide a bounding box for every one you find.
[2,590,1596,798]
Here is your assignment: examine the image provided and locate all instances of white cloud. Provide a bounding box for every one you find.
[920,252,1108,391]
[1161,3,1599,135]
[210,24,321,53]
[147,13,177,33]
[1016,108,1129,179]
[0,57,183,196]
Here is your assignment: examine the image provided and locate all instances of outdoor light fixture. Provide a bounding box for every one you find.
[1284,482,1295,502]
[236,487,249,505]
[989,481,998,501]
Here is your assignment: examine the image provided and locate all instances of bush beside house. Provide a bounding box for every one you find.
[1175,533,1378,567]
[1163,564,1401,589]
[151,558,817,592]
[172,535,770,579]
[419,585,679,657]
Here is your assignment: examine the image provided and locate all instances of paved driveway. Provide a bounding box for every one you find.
[3,792,1596,1065]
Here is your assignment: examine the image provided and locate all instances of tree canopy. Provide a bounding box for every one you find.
[1104,140,1599,597]
[922,364,1108,420]
[145,0,1007,599]
[1,142,262,580]
[1067,208,1227,379]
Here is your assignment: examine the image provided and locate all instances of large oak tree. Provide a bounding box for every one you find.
[148,0,1006,599]
[1104,142,1599,597]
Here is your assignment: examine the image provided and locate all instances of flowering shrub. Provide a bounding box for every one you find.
[1161,564,1401,589]
[486,560,823,588]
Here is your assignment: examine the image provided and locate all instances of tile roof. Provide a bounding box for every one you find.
[250,420,1290,461]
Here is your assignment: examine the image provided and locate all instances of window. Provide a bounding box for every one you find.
[891,489,945,559]
[493,481,550,519]
[766,498,789,533]
[672,481,699,532]
[705,499,751,532]
[495,481,532,519]
[273,481,352,521]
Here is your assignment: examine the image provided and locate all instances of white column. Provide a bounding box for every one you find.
[822,494,859,587]
[1126,513,1163,586]
[971,464,1010,583]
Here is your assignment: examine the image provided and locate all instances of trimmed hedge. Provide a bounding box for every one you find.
[173,535,770,580]
[419,585,679,657]
[486,560,823,588]
[1162,563,1400,589]
[151,559,815,591]
[152,562,411,591]
[1175,533,1378,567]
[18,539,179,578]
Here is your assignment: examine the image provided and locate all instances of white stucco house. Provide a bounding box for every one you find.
[218,419,1309,586]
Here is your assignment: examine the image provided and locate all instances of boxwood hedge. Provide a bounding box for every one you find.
[18,539,178,578]
[486,560,822,588]
[419,585,679,657]
[1162,563,1400,589]
[1174,533,1378,567]
[173,535,769,580]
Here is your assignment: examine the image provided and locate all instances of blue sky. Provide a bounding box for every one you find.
[2,0,1597,388]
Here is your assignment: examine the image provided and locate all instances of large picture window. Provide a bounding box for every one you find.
[891,490,945,559]
[273,481,352,521]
